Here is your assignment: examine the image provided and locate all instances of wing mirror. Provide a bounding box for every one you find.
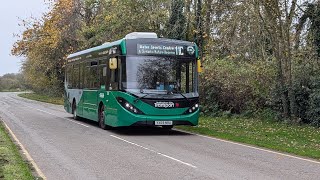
[109,58,118,70]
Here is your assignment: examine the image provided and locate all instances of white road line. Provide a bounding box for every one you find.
[110,135,197,168]
[2,121,47,180]
[176,129,320,165]
[23,105,89,128]
[13,93,320,165]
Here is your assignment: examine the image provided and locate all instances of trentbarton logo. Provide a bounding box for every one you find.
[154,102,175,108]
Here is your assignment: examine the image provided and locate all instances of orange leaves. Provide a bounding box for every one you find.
[12,0,76,56]
[11,0,80,94]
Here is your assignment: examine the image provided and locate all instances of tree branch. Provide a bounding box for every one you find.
[287,0,297,25]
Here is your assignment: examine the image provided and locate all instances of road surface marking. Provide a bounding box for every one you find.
[24,105,89,128]
[176,129,320,165]
[14,94,320,165]
[110,135,197,168]
[2,121,47,180]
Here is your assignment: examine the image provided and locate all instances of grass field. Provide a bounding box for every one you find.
[18,92,320,160]
[177,116,320,160]
[0,121,34,180]
[18,93,64,105]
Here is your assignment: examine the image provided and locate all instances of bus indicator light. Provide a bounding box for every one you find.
[117,97,144,115]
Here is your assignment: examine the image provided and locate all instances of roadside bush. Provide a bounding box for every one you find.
[22,59,64,97]
[307,90,320,127]
[199,57,276,115]
[288,57,320,126]
[0,73,26,91]
[306,75,320,127]
[291,63,313,122]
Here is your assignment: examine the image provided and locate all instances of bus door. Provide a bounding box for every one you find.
[98,59,107,105]
[77,63,84,116]
[105,57,120,124]
[83,61,99,121]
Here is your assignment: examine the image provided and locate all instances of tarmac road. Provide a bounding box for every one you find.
[0,92,319,180]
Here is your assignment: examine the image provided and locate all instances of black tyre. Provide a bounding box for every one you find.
[99,105,109,130]
[72,101,79,120]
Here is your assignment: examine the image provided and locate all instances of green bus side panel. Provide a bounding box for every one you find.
[64,89,84,115]
[64,96,71,113]
[77,95,83,116]
[81,90,98,121]
[104,91,119,126]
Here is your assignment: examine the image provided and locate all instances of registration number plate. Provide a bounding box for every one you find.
[155,121,173,126]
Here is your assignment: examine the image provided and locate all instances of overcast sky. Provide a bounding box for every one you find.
[0,0,49,76]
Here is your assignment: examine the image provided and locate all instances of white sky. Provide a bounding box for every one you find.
[0,0,49,76]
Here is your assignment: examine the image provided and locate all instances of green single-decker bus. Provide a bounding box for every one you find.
[64,32,201,130]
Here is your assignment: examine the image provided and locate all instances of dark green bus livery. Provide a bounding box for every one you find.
[64,32,200,129]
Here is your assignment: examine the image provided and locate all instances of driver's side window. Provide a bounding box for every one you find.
[108,57,119,90]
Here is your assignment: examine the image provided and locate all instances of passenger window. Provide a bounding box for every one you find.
[90,65,99,89]
[99,64,107,89]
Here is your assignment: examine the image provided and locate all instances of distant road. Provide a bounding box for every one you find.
[0,92,319,180]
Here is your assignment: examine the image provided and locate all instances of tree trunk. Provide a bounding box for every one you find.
[185,0,192,41]
[195,0,204,58]
[259,0,294,118]
[274,37,290,117]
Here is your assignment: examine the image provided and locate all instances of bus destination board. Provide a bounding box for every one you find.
[137,44,194,56]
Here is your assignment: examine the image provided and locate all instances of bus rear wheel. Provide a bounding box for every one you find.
[99,105,109,130]
[72,101,79,120]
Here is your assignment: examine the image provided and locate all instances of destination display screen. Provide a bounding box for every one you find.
[137,44,195,56]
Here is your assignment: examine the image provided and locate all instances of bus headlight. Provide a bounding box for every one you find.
[184,103,199,114]
[117,97,144,115]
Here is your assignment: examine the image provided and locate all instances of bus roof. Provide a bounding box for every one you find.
[67,32,198,60]
[67,39,124,59]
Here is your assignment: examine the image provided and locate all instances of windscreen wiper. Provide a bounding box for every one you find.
[134,93,149,103]
[170,90,191,106]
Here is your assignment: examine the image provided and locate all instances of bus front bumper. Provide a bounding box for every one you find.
[110,109,199,127]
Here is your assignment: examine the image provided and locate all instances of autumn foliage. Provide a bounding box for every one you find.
[12,0,320,126]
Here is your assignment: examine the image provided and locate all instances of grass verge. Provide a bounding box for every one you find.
[0,89,28,92]
[18,93,64,105]
[177,116,320,160]
[0,121,34,179]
